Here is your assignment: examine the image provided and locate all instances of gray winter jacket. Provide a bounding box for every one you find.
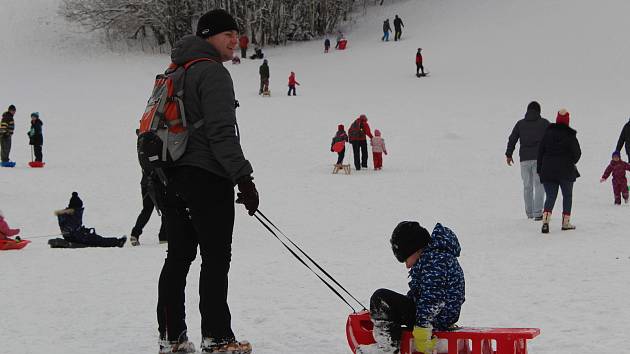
[170,35,253,184]
[506,111,550,162]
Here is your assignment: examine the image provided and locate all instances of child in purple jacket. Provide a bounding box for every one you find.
[600,151,630,204]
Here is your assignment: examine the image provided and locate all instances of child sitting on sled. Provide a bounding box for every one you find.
[331,124,349,166]
[600,150,630,205]
[54,192,126,247]
[0,210,21,241]
[356,221,465,354]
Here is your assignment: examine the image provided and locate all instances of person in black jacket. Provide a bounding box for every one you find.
[259,59,270,95]
[537,109,581,233]
[28,112,44,162]
[130,169,167,246]
[382,19,391,41]
[506,101,550,220]
[0,105,16,164]
[615,118,630,161]
[393,15,404,41]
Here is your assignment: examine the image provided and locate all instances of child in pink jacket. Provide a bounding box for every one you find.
[371,129,388,170]
[0,210,21,240]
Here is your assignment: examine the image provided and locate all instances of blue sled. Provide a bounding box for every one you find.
[0,161,16,167]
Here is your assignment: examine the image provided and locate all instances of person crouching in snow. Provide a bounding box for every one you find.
[356,221,465,354]
[0,210,21,241]
[55,192,126,247]
[600,151,630,205]
[288,71,300,96]
[331,124,349,166]
[371,129,387,170]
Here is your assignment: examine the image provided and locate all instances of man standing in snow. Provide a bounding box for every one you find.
[393,15,404,41]
[505,101,549,220]
[0,105,16,165]
[615,118,630,161]
[157,9,258,354]
[348,114,373,170]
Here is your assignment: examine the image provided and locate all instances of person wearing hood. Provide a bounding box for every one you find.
[259,59,270,95]
[287,71,299,96]
[54,192,126,248]
[615,117,630,161]
[331,124,348,166]
[382,19,392,41]
[506,101,550,220]
[356,221,465,354]
[371,129,387,170]
[348,114,373,170]
[0,209,20,241]
[537,109,581,233]
[28,112,44,162]
[600,151,630,205]
[393,15,404,41]
[158,9,257,354]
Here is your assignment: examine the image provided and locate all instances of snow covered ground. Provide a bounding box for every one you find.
[1,0,630,353]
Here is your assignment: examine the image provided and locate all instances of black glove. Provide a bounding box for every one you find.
[235,177,259,216]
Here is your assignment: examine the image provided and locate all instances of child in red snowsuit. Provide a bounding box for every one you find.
[371,129,388,170]
[0,210,21,240]
[288,71,300,96]
[600,151,630,204]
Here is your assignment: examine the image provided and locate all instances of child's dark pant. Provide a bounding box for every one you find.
[336,149,345,165]
[370,288,415,346]
[612,178,629,204]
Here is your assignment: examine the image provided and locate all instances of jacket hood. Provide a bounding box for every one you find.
[524,110,542,122]
[171,35,221,65]
[425,223,461,257]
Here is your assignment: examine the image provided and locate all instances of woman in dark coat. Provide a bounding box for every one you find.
[537,108,581,233]
[28,112,43,162]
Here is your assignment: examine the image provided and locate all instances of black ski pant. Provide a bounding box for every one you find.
[241,48,247,59]
[416,63,425,75]
[1,135,11,162]
[32,145,43,162]
[158,167,236,342]
[351,140,368,170]
[132,185,167,241]
[336,149,345,165]
[370,288,415,346]
[65,229,120,247]
[394,29,402,41]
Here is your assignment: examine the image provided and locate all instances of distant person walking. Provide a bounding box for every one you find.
[538,109,581,233]
[505,101,550,220]
[415,48,425,76]
[324,38,331,53]
[259,59,270,95]
[348,114,373,170]
[393,15,404,41]
[382,19,392,41]
[130,170,167,246]
[615,117,630,161]
[0,105,16,165]
[239,34,249,59]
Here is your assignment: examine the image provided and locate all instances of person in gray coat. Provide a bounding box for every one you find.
[156,9,257,354]
[506,101,550,220]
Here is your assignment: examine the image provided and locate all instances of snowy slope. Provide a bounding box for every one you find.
[1,0,630,353]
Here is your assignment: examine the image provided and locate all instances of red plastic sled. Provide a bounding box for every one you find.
[338,39,348,50]
[28,161,45,168]
[347,310,540,354]
[332,141,346,153]
[0,239,31,251]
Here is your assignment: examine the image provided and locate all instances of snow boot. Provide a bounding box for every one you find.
[561,214,576,231]
[130,235,140,246]
[118,236,127,247]
[541,211,551,234]
[159,339,196,353]
[200,338,252,354]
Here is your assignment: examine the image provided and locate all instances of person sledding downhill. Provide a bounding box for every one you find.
[0,210,21,241]
[348,115,373,171]
[356,221,465,354]
[600,151,630,205]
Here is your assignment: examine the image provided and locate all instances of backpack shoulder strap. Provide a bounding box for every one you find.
[183,57,216,70]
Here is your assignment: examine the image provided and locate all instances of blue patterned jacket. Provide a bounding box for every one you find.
[407,223,465,329]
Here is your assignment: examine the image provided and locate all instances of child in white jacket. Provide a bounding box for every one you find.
[371,129,388,170]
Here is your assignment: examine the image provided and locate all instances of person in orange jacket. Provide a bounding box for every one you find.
[239,34,249,59]
[288,71,300,96]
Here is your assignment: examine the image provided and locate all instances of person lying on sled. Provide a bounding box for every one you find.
[357,221,465,354]
[55,192,126,248]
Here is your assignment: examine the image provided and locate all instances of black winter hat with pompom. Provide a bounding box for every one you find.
[68,192,83,209]
[390,221,431,262]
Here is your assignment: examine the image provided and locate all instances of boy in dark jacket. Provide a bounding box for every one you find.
[259,59,270,95]
[600,151,630,205]
[0,104,16,165]
[55,192,126,247]
[356,221,465,354]
[28,112,44,162]
[331,124,348,166]
[382,19,391,41]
